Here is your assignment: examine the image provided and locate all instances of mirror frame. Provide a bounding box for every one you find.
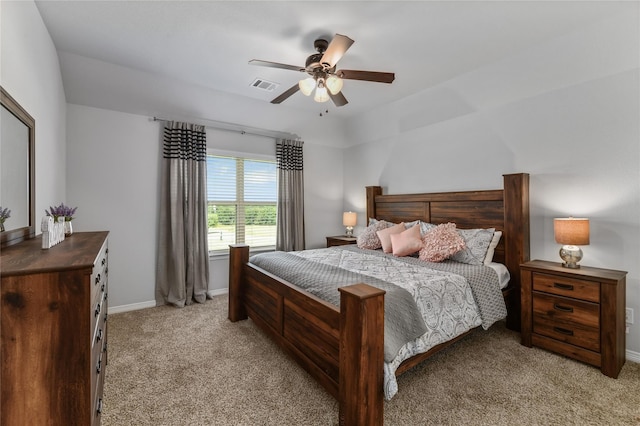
[1,86,36,248]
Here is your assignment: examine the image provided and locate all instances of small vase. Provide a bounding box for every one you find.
[64,221,73,236]
[0,222,4,232]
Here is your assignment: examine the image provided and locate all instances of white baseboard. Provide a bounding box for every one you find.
[207,288,228,298]
[108,288,229,314]
[627,349,640,363]
[108,300,157,314]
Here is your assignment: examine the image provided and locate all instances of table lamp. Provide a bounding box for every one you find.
[554,217,590,269]
[343,212,357,237]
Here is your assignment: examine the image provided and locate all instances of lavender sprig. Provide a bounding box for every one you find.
[45,203,78,221]
[0,207,11,222]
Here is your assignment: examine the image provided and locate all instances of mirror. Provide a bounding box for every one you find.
[1,86,35,247]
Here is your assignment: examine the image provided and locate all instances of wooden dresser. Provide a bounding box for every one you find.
[521,259,626,378]
[1,231,109,425]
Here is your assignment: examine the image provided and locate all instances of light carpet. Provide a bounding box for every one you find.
[103,295,640,425]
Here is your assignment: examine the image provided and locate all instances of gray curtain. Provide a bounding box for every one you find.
[276,139,305,251]
[156,121,210,307]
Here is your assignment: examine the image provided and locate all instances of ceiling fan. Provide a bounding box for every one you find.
[249,34,395,107]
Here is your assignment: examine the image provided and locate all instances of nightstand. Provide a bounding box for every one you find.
[326,235,357,247]
[521,260,627,378]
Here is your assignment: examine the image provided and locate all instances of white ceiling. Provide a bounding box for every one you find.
[34,1,629,119]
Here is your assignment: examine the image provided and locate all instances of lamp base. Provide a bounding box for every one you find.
[345,226,354,237]
[559,245,583,269]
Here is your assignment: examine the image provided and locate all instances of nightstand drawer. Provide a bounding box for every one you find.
[532,293,599,329]
[533,314,600,352]
[532,272,600,303]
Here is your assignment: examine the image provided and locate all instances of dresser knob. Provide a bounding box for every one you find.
[95,274,101,285]
[96,358,102,374]
[96,328,103,342]
[95,303,101,317]
[96,398,103,415]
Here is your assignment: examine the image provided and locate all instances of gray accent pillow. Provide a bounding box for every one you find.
[450,228,495,265]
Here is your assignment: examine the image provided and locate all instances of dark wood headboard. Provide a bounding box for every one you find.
[365,173,530,331]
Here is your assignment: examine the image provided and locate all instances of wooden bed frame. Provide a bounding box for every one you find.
[228,173,529,425]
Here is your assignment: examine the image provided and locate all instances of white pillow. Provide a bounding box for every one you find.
[484,231,502,265]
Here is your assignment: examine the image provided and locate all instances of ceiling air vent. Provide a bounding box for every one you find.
[250,78,279,92]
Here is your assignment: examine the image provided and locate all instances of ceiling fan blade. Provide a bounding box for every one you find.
[249,59,304,72]
[320,34,354,68]
[336,69,395,84]
[271,84,300,104]
[328,91,348,107]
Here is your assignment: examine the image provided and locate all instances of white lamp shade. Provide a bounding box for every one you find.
[314,86,330,103]
[554,218,590,245]
[343,211,357,227]
[325,75,343,95]
[298,77,315,96]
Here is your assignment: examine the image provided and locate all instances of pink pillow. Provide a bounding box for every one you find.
[390,224,423,256]
[376,222,405,253]
[419,223,466,262]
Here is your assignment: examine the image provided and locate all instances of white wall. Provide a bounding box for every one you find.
[344,9,640,353]
[66,104,344,309]
[1,1,67,223]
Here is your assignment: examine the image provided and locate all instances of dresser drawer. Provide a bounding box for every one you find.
[92,359,106,426]
[532,272,600,302]
[91,287,107,345]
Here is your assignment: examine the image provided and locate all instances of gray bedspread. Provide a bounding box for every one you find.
[249,251,428,362]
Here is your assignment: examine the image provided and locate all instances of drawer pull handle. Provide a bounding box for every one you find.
[553,282,574,291]
[101,258,106,266]
[104,313,108,323]
[95,274,101,285]
[96,358,102,374]
[95,303,101,317]
[101,283,105,293]
[554,304,574,313]
[553,326,574,336]
[97,398,103,415]
[96,328,103,342]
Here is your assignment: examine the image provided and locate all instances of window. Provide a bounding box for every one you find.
[206,154,277,254]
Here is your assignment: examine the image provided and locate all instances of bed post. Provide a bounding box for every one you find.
[366,186,382,226]
[338,283,385,426]
[228,244,249,322]
[502,173,530,331]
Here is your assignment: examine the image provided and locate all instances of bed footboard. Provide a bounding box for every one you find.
[228,244,385,426]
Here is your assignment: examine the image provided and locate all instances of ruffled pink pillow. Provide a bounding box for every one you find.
[419,222,466,262]
[376,222,405,253]
[390,224,423,256]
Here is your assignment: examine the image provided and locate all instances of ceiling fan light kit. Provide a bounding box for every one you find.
[249,33,395,107]
[298,77,316,96]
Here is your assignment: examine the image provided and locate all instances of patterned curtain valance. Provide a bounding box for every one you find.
[276,139,304,171]
[163,122,207,161]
